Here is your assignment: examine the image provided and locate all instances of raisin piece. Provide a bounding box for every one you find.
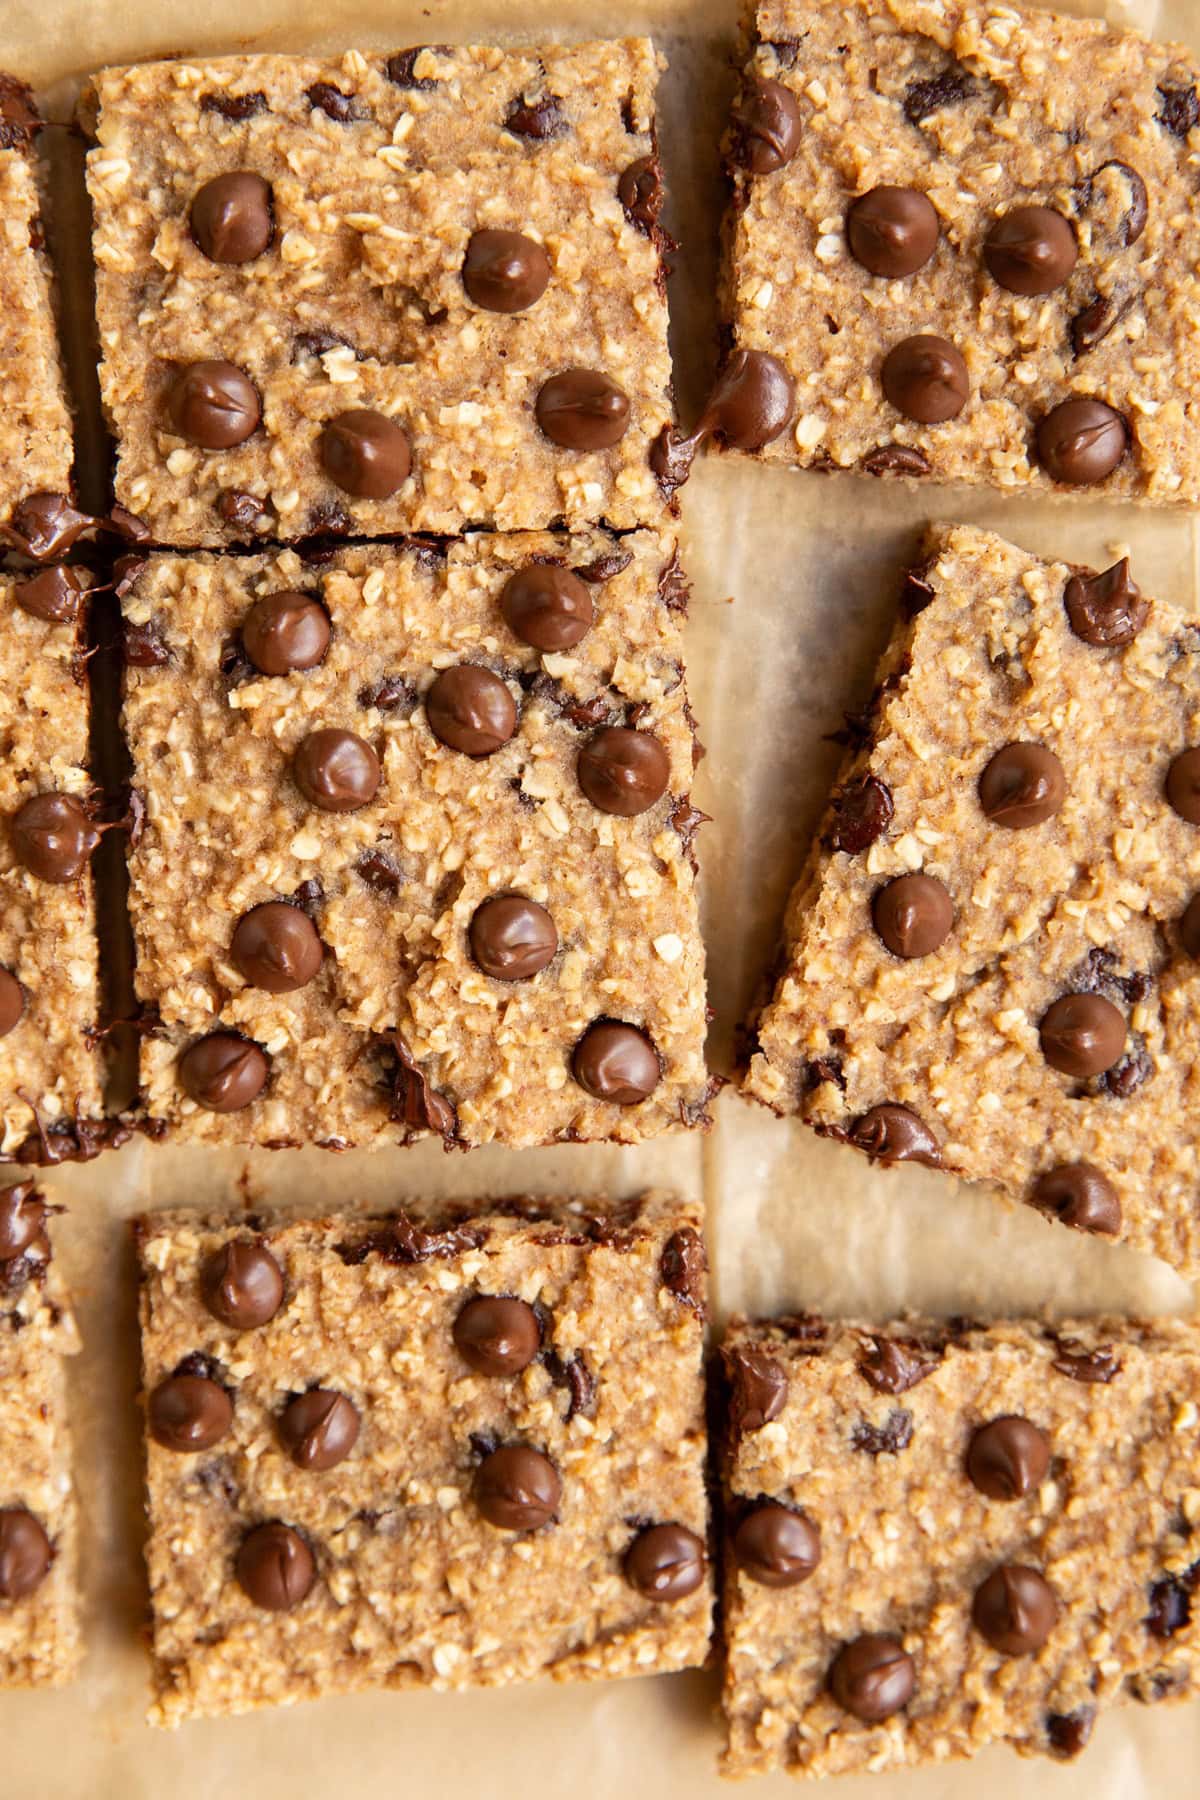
[200,92,268,121]
[305,83,367,123]
[903,67,973,125]
[826,775,893,854]
[504,94,568,139]
[1157,84,1200,138]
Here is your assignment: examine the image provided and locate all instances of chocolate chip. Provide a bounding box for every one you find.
[217,489,271,533]
[1063,559,1147,647]
[1181,895,1200,958]
[577,726,669,816]
[858,1338,939,1395]
[1040,993,1126,1077]
[10,794,99,883]
[973,1564,1058,1654]
[1070,295,1123,357]
[1147,1570,1198,1638]
[462,229,551,313]
[1083,160,1148,246]
[546,1351,595,1421]
[453,1295,542,1376]
[619,156,665,234]
[0,76,40,149]
[293,728,381,811]
[426,666,517,757]
[852,1409,913,1455]
[984,206,1077,295]
[0,1183,44,1259]
[724,1346,788,1432]
[872,873,953,958]
[578,550,632,585]
[306,82,365,122]
[15,566,85,625]
[1047,1708,1096,1759]
[0,969,24,1039]
[189,171,273,263]
[0,1508,51,1599]
[967,1416,1051,1500]
[1032,1162,1121,1235]
[200,91,267,121]
[357,847,406,893]
[1036,399,1127,485]
[881,335,968,423]
[826,775,894,853]
[168,360,260,448]
[660,1226,706,1313]
[387,1036,458,1141]
[500,564,593,650]
[201,1240,284,1329]
[829,1635,915,1721]
[846,186,939,277]
[279,1389,360,1470]
[231,902,323,993]
[978,743,1065,829]
[649,426,696,499]
[623,1522,706,1601]
[860,443,931,476]
[849,1103,941,1167]
[573,1020,661,1106]
[730,75,802,173]
[734,1503,820,1587]
[1167,748,1200,824]
[469,895,557,981]
[1,493,90,560]
[535,369,630,450]
[359,675,416,716]
[474,1445,561,1529]
[697,349,795,450]
[504,94,568,139]
[242,591,330,675]
[236,1522,314,1610]
[179,1034,269,1113]
[385,48,443,90]
[319,409,411,499]
[1157,84,1200,138]
[149,1371,233,1453]
[1051,1341,1120,1383]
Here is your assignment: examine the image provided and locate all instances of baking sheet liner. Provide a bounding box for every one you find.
[1,0,1198,1792]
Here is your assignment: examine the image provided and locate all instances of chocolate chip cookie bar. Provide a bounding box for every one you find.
[0,81,74,530]
[84,43,675,548]
[719,0,1200,502]
[135,1191,711,1725]
[120,530,710,1147]
[744,522,1200,1274]
[0,1183,82,1687]
[719,1313,1200,1779]
[1,567,105,1162]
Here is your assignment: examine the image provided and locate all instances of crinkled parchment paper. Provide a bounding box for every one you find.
[1,0,1197,1793]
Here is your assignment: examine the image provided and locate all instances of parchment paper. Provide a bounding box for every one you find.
[2,0,1198,1793]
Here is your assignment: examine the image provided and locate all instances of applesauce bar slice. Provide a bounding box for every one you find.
[0,1182,82,1688]
[135,1191,711,1725]
[84,42,677,548]
[717,0,1200,502]
[120,529,711,1148]
[744,521,1200,1275]
[0,564,106,1162]
[719,1313,1200,1779]
[0,78,73,532]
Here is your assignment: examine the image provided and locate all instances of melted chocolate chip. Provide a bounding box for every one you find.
[0,970,25,1040]
[10,794,100,884]
[903,66,973,125]
[0,1183,45,1259]
[306,83,366,122]
[1070,295,1124,357]
[724,1346,788,1433]
[623,1522,707,1601]
[15,566,86,625]
[1031,1163,1121,1235]
[827,775,894,854]
[730,76,802,173]
[279,1389,360,1470]
[860,443,931,476]
[386,1037,458,1141]
[201,1240,284,1329]
[829,1635,915,1721]
[1051,1341,1121,1383]
[619,156,665,234]
[852,1409,913,1456]
[236,1522,314,1610]
[179,1034,269,1113]
[475,1445,561,1529]
[978,743,1066,829]
[216,489,271,533]
[1064,560,1148,647]
[504,94,568,140]
[0,76,40,150]
[572,1020,662,1106]
[849,1103,941,1167]
[696,349,795,450]
[858,1338,939,1395]
[967,1416,1051,1500]
[660,1226,707,1313]
[356,847,406,893]
[462,229,551,313]
[972,1564,1058,1654]
[847,187,939,277]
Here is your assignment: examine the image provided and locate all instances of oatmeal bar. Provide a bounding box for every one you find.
[744,522,1200,1275]
[135,1191,711,1726]
[85,43,675,548]
[120,529,710,1147]
[0,80,73,530]
[0,1182,82,1687]
[0,565,105,1160]
[719,1313,1200,1779]
[718,0,1200,502]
